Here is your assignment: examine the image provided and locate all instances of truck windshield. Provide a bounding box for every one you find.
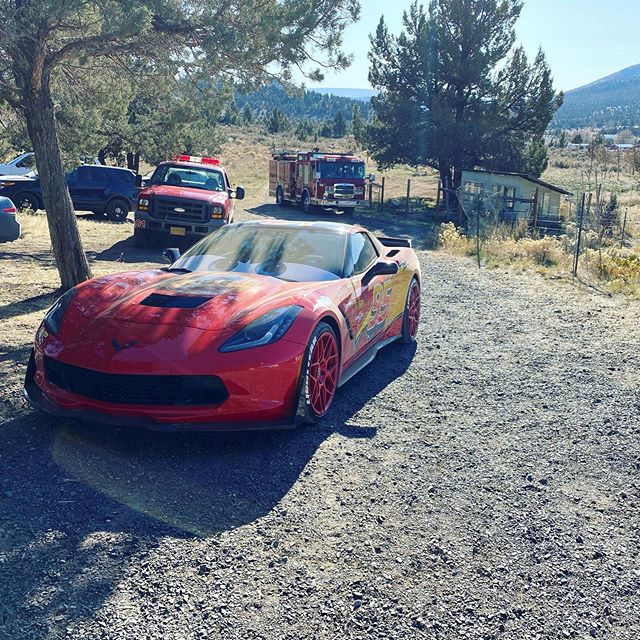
[150,164,226,192]
[173,225,347,282]
[319,162,365,180]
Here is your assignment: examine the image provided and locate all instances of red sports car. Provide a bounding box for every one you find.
[24,221,421,430]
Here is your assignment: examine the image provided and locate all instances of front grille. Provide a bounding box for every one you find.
[334,183,355,199]
[45,357,228,406]
[151,197,209,222]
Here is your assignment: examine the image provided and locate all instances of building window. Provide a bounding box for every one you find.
[503,187,516,210]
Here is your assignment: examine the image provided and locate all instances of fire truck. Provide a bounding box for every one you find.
[133,155,244,247]
[269,150,371,215]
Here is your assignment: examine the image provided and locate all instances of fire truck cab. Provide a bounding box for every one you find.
[269,150,369,215]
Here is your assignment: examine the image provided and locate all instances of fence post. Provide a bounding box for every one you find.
[573,193,586,279]
[379,176,385,213]
[405,179,411,214]
[436,181,441,214]
[620,208,628,249]
[368,182,373,209]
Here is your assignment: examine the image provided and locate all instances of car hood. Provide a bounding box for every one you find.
[76,270,315,332]
[0,175,38,184]
[141,184,227,205]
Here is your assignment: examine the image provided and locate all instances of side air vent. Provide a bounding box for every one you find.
[386,249,400,257]
[140,293,212,309]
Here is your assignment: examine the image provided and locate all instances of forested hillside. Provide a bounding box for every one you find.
[235,84,372,123]
[553,64,640,128]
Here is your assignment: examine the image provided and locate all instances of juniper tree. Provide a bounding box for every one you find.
[0,0,360,289]
[367,0,562,193]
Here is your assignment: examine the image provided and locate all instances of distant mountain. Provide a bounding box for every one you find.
[236,84,372,123]
[309,87,377,101]
[553,64,640,128]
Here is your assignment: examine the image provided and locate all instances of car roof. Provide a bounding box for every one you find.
[231,220,365,235]
[78,164,134,173]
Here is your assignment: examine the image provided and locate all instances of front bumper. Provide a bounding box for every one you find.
[317,199,365,208]
[25,319,305,430]
[134,210,227,240]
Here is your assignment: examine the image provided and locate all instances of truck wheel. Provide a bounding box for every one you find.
[106,198,129,222]
[276,186,288,207]
[133,229,150,248]
[15,192,40,213]
[302,191,312,214]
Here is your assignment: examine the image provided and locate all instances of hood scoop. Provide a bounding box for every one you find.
[140,293,213,309]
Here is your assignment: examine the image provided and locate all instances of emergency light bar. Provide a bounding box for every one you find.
[174,154,220,166]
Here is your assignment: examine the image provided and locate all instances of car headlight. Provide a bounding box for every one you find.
[138,198,149,211]
[43,288,77,334]
[219,305,302,352]
[211,205,224,219]
[325,186,334,195]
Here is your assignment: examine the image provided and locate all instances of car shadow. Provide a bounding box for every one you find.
[243,203,440,250]
[0,339,416,636]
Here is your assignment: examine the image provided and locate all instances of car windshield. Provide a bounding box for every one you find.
[173,225,347,282]
[150,164,226,192]
[319,161,365,180]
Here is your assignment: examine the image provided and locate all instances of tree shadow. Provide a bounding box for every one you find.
[245,203,440,250]
[0,291,58,322]
[0,339,416,637]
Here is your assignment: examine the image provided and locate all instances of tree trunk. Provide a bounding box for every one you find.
[23,74,92,291]
[127,151,140,173]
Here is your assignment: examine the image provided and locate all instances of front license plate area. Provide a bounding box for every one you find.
[170,226,186,236]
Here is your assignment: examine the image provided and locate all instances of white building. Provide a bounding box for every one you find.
[460,169,572,222]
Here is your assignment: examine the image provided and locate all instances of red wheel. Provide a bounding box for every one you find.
[295,322,340,424]
[401,278,421,343]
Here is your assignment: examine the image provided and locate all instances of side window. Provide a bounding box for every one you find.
[350,233,378,276]
[77,166,92,182]
[89,167,108,182]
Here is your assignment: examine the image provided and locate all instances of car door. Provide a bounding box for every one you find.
[339,232,395,364]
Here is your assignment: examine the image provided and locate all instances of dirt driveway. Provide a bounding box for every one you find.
[0,205,639,639]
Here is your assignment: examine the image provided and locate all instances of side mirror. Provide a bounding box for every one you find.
[368,173,376,183]
[135,174,143,188]
[162,248,180,264]
[361,259,398,287]
[235,186,245,200]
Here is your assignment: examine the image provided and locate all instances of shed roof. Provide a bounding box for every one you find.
[462,168,573,196]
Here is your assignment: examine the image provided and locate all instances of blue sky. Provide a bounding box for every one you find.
[311,0,640,92]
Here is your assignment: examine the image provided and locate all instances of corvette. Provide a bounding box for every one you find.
[24,221,421,430]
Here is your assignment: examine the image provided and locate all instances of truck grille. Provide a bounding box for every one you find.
[334,183,355,199]
[44,357,228,406]
[151,197,209,222]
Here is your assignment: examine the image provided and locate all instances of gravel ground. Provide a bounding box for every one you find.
[1,220,640,639]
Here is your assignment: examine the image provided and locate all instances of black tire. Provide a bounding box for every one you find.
[400,278,421,344]
[294,322,340,426]
[106,198,129,222]
[301,190,313,214]
[276,186,287,207]
[15,192,40,213]
[342,207,355,216]
[133,229,150,248]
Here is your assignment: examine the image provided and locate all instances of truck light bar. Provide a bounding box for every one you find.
[174,154,220,166]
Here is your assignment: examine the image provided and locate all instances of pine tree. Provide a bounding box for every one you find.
[352,104,366,146]
[367,1,563,191]
[267,108,288,134]
[243,105,254,125]
[332,110,347,138]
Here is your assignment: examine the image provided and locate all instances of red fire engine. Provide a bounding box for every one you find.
[269,150,371,215]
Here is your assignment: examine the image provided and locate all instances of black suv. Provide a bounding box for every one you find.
[0,165,141,221]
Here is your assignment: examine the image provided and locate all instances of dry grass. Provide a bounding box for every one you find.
[439,222,640,297]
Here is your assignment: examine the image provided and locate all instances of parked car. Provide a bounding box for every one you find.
[24,220,421,430]
[0,196,20,242]
[0,165,141,221]
[0,152,35,177]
